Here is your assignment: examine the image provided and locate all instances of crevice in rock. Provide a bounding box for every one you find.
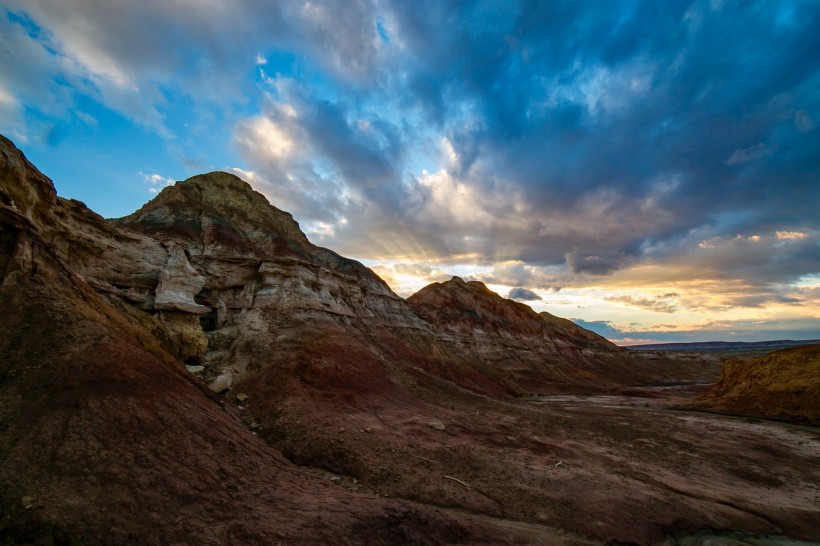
[185,356,201,367]
[199,310,217,332]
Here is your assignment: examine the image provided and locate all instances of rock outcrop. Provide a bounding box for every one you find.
[690,344,820,424]
[1,147,702,403]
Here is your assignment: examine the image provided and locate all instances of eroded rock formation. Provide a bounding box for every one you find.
[407,276,705,392]
[690,344,820,424]
[0,135,525,544]
[5,134,817,545]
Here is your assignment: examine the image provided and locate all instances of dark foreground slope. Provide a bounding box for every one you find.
[688,344,820,424]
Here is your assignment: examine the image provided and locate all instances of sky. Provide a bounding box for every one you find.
[1,0,819,345]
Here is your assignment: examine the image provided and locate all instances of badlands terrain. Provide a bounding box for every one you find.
[1,134,818,545]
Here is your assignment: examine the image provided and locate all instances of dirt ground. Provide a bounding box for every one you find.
[257,379,820,545]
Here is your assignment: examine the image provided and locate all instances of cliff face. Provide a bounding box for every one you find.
[106,172,431,401]
[0,132,714,416]
[61,166,672,404]
[408,277,617,351]
[692,344,820,424]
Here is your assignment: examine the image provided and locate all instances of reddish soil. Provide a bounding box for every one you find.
[247,374,820,545]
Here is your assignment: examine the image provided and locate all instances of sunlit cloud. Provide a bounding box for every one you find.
[604,293,679,314]
[235,116,294,160]
[776,230,807,240]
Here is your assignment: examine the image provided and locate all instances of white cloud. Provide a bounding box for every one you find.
[417,169,495,225]
[5,0,386,139]
[140,172,175,194]
[0,84,26,142]
[235,115,295,161]
[724,143,771,165]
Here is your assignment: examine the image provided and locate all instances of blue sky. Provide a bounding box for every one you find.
[1,0,819,344]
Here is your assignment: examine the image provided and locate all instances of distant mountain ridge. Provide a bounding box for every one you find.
[624,339,820,352]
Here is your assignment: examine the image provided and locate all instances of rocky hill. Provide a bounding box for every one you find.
[5,134,818,545]
[79,162,698,407]
[408,277,707,392]
[689,344,820,424]
[0,134,527,544]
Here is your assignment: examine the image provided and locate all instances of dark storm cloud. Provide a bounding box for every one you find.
[378,0,820,278]
[564,250,634,276]
[507,287,542,301]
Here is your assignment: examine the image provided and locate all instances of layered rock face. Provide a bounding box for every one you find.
[408,277,616,351]
[0,141,700,404]
[102,169,657,404]
[0,135,713,408]
[691,344,820,424]
[0,135,526,544]
[407,277,702,392]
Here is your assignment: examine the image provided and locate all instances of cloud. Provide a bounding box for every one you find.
[573,317,820,345]
[368,261,453,296]
[724,143,771,165]
[508,287,542,301]
[3,0,386,137]
[565,250,633,276]
[140,172,175,194]
[235,115,296,162]
[0,11,80,141]
[776,230,807,240]
[571,319,623,339]
[12,1,820,267]
[604,293,679,313]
